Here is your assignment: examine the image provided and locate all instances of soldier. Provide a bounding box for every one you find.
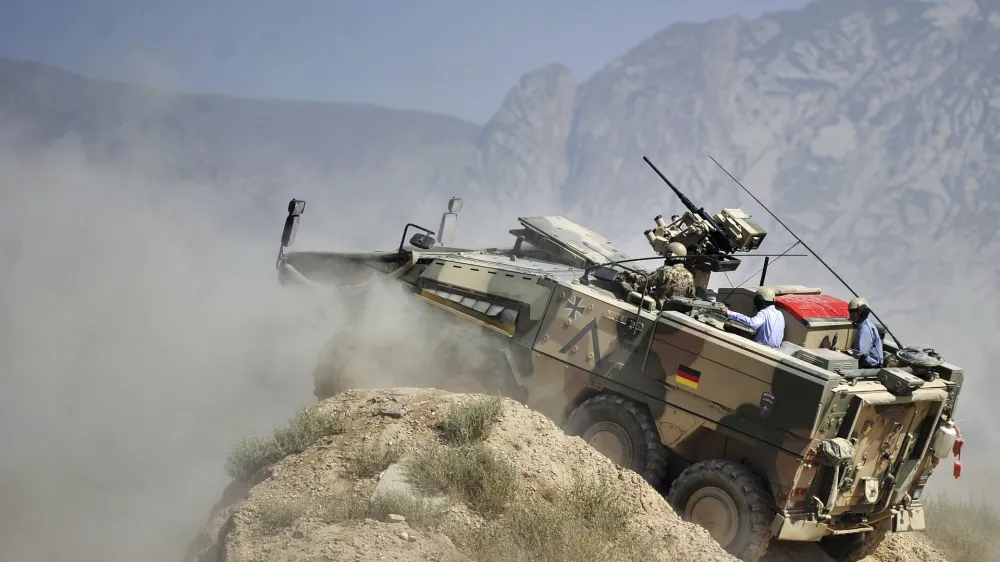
[725,287,784,348]
[847,297,884,368]
[646,242,695,304]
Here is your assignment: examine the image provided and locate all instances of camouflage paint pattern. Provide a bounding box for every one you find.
[277,208,965,556]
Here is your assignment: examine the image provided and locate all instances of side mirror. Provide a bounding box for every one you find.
[397,223,436,254]
[410,233,436,250]
[281,199,306,247]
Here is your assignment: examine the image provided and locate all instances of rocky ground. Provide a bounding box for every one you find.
[183,387,952,562]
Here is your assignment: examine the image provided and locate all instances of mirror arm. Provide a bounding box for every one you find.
[398,223,436,254]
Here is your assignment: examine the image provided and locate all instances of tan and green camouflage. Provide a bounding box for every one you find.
[273,195,965,562]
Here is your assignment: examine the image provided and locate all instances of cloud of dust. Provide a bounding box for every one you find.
[0,110,512,562]
[0,129,369,561]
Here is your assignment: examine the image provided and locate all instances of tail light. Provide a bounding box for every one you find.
[953,423,964,479]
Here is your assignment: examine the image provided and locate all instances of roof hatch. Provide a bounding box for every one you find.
[512,216,632,268]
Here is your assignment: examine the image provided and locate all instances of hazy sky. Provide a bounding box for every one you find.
[0,0,814,122]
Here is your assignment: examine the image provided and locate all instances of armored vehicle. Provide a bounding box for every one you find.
[273,158,966,562]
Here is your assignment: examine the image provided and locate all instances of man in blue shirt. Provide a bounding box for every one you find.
[725,287,785,348]
[848,297,883,368]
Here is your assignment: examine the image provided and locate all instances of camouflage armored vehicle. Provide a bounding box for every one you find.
[273,159,966,562]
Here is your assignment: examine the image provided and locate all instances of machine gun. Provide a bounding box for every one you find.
[642,156,767,262]
[640,156,769,299]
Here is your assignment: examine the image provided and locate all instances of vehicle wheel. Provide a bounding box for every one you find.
[564,394,668,489]
[666,459,774,562]
[817,518,891,562]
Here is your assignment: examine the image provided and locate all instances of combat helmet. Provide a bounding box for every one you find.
[753,286,775,310]
[665,242,687,257]
[848,297,871,323]
[756,286,775,302]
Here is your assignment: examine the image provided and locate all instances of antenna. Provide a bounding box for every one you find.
[709,156,904,348]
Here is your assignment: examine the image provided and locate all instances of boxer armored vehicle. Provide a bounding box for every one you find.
[273,158,966,562]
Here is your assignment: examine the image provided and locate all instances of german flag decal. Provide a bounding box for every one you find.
[675,364,701,389]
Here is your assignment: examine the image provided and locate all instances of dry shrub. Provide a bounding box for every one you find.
[924,493,1000,562]
[454,479,658,562]
[322,491,449,528]
[256,495,307,535]
[225,405,344,481]
[437,395,504,445]
[348,439,406,479]
[404,442,518,516]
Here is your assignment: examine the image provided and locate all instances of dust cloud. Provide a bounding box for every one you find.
[0,130,356,561]
[0,114,510,561]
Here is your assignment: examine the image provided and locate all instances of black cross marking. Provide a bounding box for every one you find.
[560,318,605,369]
[564,295,586,320]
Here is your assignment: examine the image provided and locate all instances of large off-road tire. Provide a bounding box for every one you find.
[564,394,668,489]
[666,459,774,562]
[817,518,891,562]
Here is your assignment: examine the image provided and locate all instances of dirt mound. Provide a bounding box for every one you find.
[184,388,952,562]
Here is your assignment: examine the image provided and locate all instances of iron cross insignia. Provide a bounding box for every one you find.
[564,295,586,320]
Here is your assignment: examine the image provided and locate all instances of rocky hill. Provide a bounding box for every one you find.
[184,388,950,562]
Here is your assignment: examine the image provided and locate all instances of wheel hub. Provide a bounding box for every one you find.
[685,486,740,547]
[582,421,633,467]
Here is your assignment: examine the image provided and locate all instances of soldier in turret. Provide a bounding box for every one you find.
[646,242,695,303]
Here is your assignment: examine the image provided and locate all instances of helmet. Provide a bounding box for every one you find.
[665,242,687,257]
[753,287,775,310]
[848,297,869,312]
[755,287,775,303]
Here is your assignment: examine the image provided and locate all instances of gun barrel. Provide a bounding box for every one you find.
[643,156,699,216]
[643,156,736,254]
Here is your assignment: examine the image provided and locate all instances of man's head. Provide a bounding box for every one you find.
[753,286,775,311]
[848,297,870,324]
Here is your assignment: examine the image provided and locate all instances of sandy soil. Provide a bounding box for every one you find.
[183,388,952,562]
